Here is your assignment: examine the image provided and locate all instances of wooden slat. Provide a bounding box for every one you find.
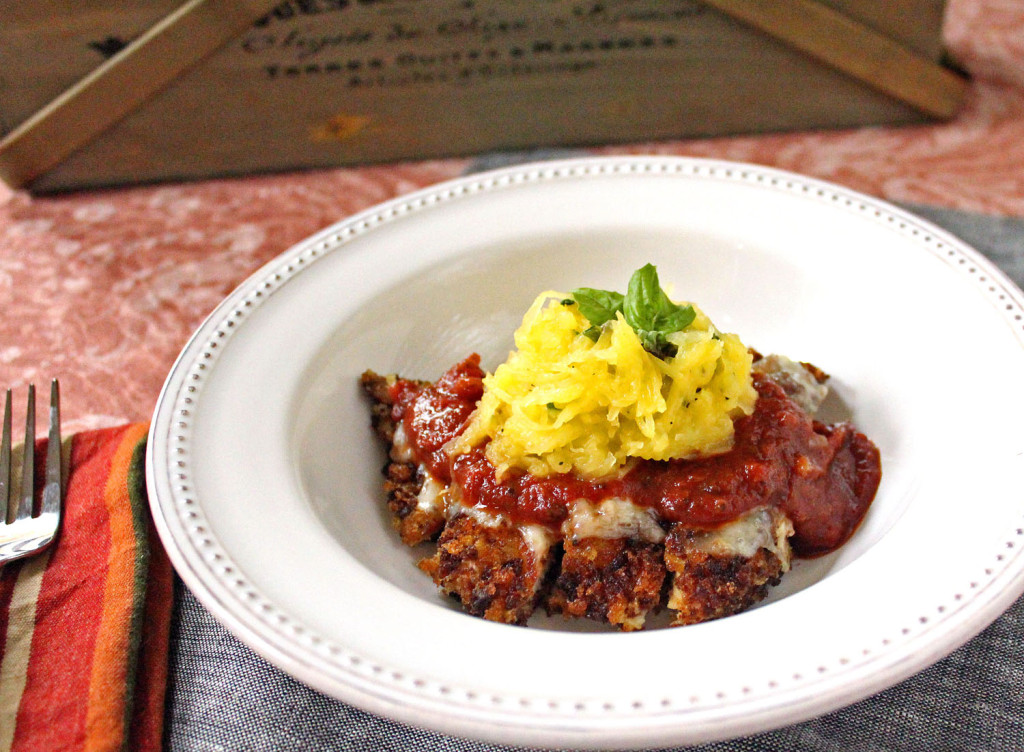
[0,0,281,189]
[700,0,967,119]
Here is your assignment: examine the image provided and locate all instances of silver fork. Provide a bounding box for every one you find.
[0,380,62,565]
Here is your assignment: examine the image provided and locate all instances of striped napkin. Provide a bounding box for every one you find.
[0,424,172,752]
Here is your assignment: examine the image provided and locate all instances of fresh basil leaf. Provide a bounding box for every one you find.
[660,304,696,332]
[571,264,694,359]
[570,287,624,327]
[624,263,661,329]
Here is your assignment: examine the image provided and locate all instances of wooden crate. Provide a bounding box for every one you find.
[0,0,964,193]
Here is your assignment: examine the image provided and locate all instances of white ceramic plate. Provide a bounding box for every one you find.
[148,156,1024,749]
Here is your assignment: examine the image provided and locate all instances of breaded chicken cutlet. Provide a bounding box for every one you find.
[359,352,879,630]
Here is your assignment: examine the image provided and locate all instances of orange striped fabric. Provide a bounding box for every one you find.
[0,424,172,752]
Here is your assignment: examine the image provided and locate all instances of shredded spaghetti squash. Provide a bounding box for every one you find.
[449,265,757,480]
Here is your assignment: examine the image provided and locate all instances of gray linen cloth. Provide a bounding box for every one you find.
[165,201,1024,752]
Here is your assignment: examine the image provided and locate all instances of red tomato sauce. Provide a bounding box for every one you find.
[389,354,881,558]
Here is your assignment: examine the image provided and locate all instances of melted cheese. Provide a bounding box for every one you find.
[446,498,554,560]
[416,473,448,515]
[753,354,829,416]
[688,506,794,571]
[390,422,415,463]
[561,498,666,544]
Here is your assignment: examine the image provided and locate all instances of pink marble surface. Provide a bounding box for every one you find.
[2,0,1023,433]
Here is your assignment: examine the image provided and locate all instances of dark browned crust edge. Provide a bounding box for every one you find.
[545,537,666,631]
[419,513,551,626]
[360,370,444,545]
[664,525,787,626]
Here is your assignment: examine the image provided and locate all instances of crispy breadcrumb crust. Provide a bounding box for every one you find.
[545,537,666,631]
[664,516,790,626]
[419,513,552,626]
[360,371,444,545]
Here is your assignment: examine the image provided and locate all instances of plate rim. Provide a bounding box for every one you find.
[147,155,1024,748]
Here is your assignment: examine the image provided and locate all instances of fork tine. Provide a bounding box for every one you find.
[1,389,10,523]
[41,380,62,517]
[15,384,35,521]
[0,383,61,566]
